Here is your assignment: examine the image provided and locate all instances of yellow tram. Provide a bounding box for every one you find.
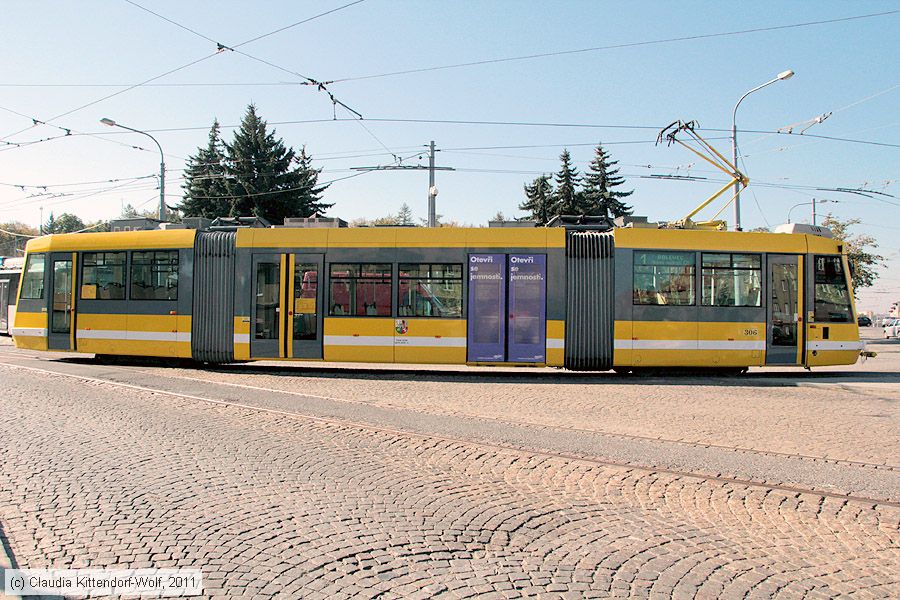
[12,222,862,371]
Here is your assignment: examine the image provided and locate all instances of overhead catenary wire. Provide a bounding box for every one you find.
[328,10,900,83]
[0,174,157,190]
[8,114,895,151]
[3,10,895,90]
[123,0,365,118]
[0,0,369,143]
[0,52,222,142]
[121,0,417,164]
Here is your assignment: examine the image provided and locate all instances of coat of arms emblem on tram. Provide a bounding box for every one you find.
[395,319,408,335]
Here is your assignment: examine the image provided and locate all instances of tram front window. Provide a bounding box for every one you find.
[814,255,852,323]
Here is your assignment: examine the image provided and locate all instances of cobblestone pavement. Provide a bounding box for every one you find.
[0,333,898,598]
[143,333,900,467]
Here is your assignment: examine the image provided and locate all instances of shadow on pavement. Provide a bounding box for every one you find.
[53,354,900,388]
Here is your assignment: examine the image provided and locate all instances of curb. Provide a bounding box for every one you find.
[0,535,21,600]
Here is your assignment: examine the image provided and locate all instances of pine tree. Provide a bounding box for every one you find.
[396,202,414,225]
[224,104,331,223]
[519,174,555,224]
[581,143,633,218]
[553,150,583,215]
[179,119,231,218]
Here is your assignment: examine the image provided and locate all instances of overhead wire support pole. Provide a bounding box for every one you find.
[351,141,454,227]
[428,141,436,228]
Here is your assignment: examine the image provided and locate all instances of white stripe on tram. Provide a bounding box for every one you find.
[11,327,47,337]
[615,339,765,351]
[808,341,863,351]
[76,330,189,343]
[324,335,468,348]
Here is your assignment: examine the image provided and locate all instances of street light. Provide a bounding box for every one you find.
[100,118,166,222]
[732,69,794,231]
[787,198,836,225]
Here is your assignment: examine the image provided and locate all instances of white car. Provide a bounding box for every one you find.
[884,319,900,339]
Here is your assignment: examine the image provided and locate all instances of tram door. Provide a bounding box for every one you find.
[251,253,324,359]
[766,254,803,364]
[47,252,75,350]
[289,254,324,359]
[467,253,546,363]
[251,254,282,358]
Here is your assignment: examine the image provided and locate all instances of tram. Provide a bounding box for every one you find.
[10,221,862,371]
[0,257,23,336]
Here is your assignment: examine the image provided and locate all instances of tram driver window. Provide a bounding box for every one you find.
[329,264,391,316]
[20,253,46,300]
[398,263,463,318]
[701,253,761,307]
[131,251,178,300]
[814,255,852,322]
[633,251,695,305]
[81,252,126,299]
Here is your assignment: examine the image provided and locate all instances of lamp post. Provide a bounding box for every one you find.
[100,118,166,222]
[787,199,836,225]
[732,69,794,231]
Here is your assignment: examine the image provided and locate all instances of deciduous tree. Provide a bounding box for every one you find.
[43,212,85,234]
[0,222,38,256]
[821,214,883,295]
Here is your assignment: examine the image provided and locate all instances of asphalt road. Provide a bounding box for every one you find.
[0,330,897,599]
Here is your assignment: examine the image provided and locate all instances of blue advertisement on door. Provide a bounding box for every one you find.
[507,254,546,362]
[467,254,506,362]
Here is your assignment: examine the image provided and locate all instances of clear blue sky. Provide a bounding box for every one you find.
[1,1,897,311]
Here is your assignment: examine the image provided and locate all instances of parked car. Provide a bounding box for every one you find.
[858,315,872,327]
[884,319,900,339]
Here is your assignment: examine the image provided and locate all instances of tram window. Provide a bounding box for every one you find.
[329,263,391,316]
[131,251,178,300]
[633,251,695,305]
[701,253,761,307]
[814,255,852,322]
[398,263,463,318]
[20,253,45,299]
[81,252,126,299]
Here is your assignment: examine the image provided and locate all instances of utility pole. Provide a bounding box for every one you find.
[427,141,437,228]
[351,140,454,227]
[812,198,817,226]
